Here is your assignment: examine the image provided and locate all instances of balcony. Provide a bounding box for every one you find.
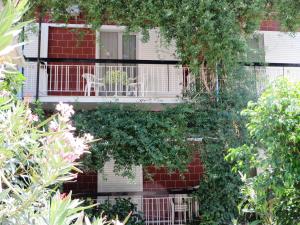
[74,192,199,225]
[22,58,193,104]
[22,59,300,105]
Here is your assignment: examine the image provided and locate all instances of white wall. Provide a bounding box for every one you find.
[138,29,178,60]
[261,31,300,63]
[23,24,49,97]
[98,160,143,193]
[259,31,300,84]
[138,29,181,97]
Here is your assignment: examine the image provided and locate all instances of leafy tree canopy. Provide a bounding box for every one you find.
[25,0,300,69]
[227,79,300,224]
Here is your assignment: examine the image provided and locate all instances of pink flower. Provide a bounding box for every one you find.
[63,153,78,162]
[73,137,88,155]
[0,90,10,97]
[60,193,67,199]
[71,173,78,179]
[59,132,88,163]
[28,113,39,122]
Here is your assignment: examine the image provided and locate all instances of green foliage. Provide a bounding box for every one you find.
[74,105,192,176]
[227,79,300,225]
[0,94,95,223]
[31,99,46,121]
[0,0,31,57]
[48,192,93,225]
[0,64,25,95]
[74,66,258,224]
[26,0,300,69]
[105,70,128,85]
[40,191,115,225]
[86,198,144,225]
[189,67,258,225]
[0,2,119,224]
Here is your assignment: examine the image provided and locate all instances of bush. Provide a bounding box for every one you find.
[227,79,300,225]
[0,2,118,224]
[189,66,257,225]
[86,198,144,225]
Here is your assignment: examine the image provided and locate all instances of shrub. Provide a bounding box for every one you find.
[86,198,144,225]
[189,66,257,225]
[0,1,120,224]
[227,79,300,224]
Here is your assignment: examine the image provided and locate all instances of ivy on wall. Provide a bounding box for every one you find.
[73,66,258,224]
[74,105,193,176]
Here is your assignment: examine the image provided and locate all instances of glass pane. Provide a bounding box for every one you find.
[99,32,119,96]
[122,35,136,60]
[122,35,138,96]
[247,34,265,62]
[100,32,118,59]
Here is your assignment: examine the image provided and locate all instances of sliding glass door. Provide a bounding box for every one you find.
[99,32,137,96]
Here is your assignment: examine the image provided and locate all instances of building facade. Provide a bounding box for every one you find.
[21,18,300,224]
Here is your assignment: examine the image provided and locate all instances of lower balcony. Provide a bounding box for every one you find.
[75,193,199,225]
[22,60,193,104]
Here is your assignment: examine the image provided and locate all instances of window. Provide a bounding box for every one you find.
[99,32,136,60]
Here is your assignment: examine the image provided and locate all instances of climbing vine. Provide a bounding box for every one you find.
[25,0,300,94]
[73,65,258,224]
[187,66,258,225]
[74,105,193,176]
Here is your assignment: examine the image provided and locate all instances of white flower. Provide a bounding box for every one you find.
[72,137,88,155]
[112,220,124,225]
[67,123,76,131]
[56,102,74,120]
[49,121,59,131]
[0,90,10,97]
[26,109,32,116]
[0,65,5,79]
[83,133,94,142]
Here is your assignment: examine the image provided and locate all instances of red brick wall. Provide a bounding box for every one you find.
[63,172,97,194]
[260,20,280,31]
[143,154,203,191]
[63,154,203,194]
[48,27,95,59]
[48,27,96,96]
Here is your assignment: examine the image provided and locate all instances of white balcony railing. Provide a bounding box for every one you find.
[96,195,199,225]
[23,63,193,101]
[23,61,300,102]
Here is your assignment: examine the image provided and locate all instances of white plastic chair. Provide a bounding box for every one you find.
[171,194,189,225]
[126,77,144,97]
[82,73,106,96]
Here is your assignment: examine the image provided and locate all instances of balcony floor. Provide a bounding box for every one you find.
[35,96,188,110]
[39,96,186,104]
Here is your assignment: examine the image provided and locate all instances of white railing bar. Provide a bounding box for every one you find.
[54,65,58,90]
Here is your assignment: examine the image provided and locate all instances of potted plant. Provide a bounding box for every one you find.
[105,70,128,96]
